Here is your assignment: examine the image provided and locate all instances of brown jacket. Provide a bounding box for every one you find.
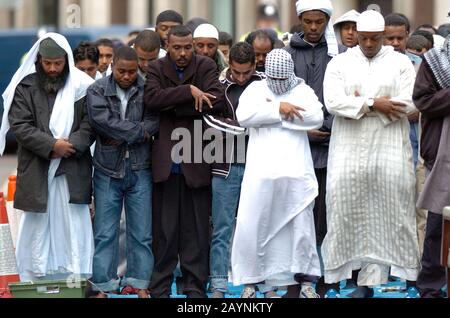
[144,54,224,188]
[414,59,450,214]
[413,60,450,170]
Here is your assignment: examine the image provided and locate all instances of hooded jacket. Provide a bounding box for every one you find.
[285,33,346,169]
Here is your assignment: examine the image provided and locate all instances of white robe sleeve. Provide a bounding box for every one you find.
[378,55,418,126]
[281,84,324,131]
[237,82,282,128]
[324,56,367,120]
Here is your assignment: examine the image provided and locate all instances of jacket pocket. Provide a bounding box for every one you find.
[95,143,124,172]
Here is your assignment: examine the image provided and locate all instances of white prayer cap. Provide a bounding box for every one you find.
[296,0,333,17]
[193,23,219,40]
[357,10,385,32]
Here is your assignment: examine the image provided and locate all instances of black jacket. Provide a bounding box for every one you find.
[285,33,346,169]
[8,73,95,213]
[204,71,265,178]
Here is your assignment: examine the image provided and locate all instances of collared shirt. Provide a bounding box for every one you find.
[116,84,132,120]
[172,64,185,174]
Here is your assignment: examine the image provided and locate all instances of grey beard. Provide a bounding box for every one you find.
[36,62,69,94]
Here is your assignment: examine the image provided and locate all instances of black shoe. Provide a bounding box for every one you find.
[282,285,301,298]
[344,279,358,290]
[348,287,374,298]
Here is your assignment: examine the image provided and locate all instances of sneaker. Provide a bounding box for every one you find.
[299,284,320,298]
[324,289,340,298]
[121,286,151,298]
[211,291,225,298]
[264,291,281,298]
[241,286,256,298]
[405,287,420,299]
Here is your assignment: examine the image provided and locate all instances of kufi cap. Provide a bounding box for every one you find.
[39,38,66,59]
[357,10,385,32]
[193,24,219,40]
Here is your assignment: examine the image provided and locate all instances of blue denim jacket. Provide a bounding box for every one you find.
[87,75,159,179]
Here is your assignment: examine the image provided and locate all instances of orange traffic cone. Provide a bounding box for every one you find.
[0,192,20,298]
[7,176,16,202]
[5,175,21,249]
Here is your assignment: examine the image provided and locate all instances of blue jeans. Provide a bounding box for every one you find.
[410,122,419,170]
[209,164,245,293]
[92,160,154,292]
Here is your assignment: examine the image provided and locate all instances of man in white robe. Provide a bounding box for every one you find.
[231,49,324,298]
[0,33,95,282]
[322,10,421,298]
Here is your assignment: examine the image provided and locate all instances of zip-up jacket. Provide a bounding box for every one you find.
[204,70,265,178]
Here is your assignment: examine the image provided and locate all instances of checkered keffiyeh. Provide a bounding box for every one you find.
[265,49,303,95]
[424,37,450,89]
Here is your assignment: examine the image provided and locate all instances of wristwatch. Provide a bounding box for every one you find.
[367,98,375,112]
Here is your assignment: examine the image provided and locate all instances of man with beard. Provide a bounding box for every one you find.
[245,29,275,72]
[145,25,224,298]
[0,33,95,282]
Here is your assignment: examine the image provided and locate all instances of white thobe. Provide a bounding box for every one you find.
[321,46,421,286]
[230,80,324,287]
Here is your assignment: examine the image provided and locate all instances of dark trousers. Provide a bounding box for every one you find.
[417,211,447,298]
[314,168,328,245]
[149,174,211,298]
[312,168,338,295]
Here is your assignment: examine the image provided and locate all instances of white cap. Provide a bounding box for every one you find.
[193,23,219,40]
[357,10,385,32]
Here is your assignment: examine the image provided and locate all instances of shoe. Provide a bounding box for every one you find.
[241,286,256,298]
[324,289,340,298]
[211,291,225,298]
[405,287,420,299]
[344,279,358,290]
[264,291,281,298]
[282,285,301,298]
[348,286,374,298]
[299,284,320,298]
[121,286,151,298]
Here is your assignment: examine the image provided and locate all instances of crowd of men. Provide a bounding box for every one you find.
[0,0,449,299]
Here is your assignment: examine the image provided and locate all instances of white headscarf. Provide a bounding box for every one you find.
[296,0,339,57]
[0,32,94,155]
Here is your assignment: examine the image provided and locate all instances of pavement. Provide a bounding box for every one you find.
[107,277,422,299]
